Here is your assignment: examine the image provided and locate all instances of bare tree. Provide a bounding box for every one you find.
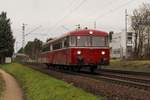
[131,3,150,59]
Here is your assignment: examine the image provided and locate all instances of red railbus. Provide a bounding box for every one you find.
[39,29,109,72]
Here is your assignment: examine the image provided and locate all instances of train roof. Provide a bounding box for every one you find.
[44,29,108,45]
[68,29,108,36]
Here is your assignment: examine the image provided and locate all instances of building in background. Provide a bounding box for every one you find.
[109,31,133,59]
[126,32,133,58]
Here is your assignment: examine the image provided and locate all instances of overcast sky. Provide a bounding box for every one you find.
[0,0,150,51]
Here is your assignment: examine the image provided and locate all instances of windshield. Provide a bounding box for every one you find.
[69,36,108,47]
[92,36,107,46]
[77,36,91,46]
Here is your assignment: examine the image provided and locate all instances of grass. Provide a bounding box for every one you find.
[0,63,103,100]
[0,74,5,100]
[106,59,150,72]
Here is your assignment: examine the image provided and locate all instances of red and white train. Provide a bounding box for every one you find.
[39,29,110,72]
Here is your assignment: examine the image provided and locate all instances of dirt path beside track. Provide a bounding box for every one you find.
[0,69,23,100]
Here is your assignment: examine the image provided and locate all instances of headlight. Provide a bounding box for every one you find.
[77,51,81,55]
[89,31,93,34]
[101,51,105,55]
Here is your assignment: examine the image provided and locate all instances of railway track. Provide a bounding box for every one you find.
[61,70,150,91]
[26,63,150,91]
[55,67,150,91]
[24,63,150,100]
[99,71,150,84]
[100,68,150,77]
[96,69,150,91]
[85,73,150,91]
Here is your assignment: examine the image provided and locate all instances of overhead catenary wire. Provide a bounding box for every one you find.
[91,0,122,29]
[48,0,78,29]
[44,0,79,36]
[22,24,42,52]
[25,25,42,36]
[46,0,88,35]
[51,0,87,31]
[95,0,137,21]
[47,0,138,37]
[92,0,121,15]
[93,0,138,31]
[49,0,127,34]
[52,0,137,33]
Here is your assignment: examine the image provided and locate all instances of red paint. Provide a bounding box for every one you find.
[70,48,109,65]
[67,29,108,36]
[40,29,110,66]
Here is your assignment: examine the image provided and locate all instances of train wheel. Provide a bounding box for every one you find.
[52,64,56,69]
[58,66,63,70]
[70,66,74,71]
[45,64,50,69]
[62,66,68,70]
[66,66,70,70]
[72,66,81,72]
[90,66,97,73]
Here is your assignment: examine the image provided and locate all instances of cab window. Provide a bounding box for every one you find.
[77,36,91,47]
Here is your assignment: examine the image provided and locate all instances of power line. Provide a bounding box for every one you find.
[93,0,137,31]
[45,0,79,34]
[22,24,42,52]
[70,0,87,12]
[52,0,134,32]
[75,0,123,30]
[46,0,88,35]
[25,25,42,36]
[53,0,87,30]
[95,0,137,21]
[92,0,121,15]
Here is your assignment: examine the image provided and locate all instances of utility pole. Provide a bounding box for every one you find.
[22,23,26,53]
[15,41,18,53]
[22,24,41,54]
[125,9,128,58]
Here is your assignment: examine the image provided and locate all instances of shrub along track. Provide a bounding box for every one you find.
[25,63,150,100]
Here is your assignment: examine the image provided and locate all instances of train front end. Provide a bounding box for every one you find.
[70,48,109,66]
[68,29,110,71]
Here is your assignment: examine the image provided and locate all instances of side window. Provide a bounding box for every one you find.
[64,37,69,48]
[50,44,52,51]
[52,41,62,50]
[70,36,76,46]
[42,46,45,52]
[42,44,50,52]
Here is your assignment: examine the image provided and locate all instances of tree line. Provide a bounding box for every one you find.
[130,3,150,59]
[18,38,43,61]
[0,12,14,63]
